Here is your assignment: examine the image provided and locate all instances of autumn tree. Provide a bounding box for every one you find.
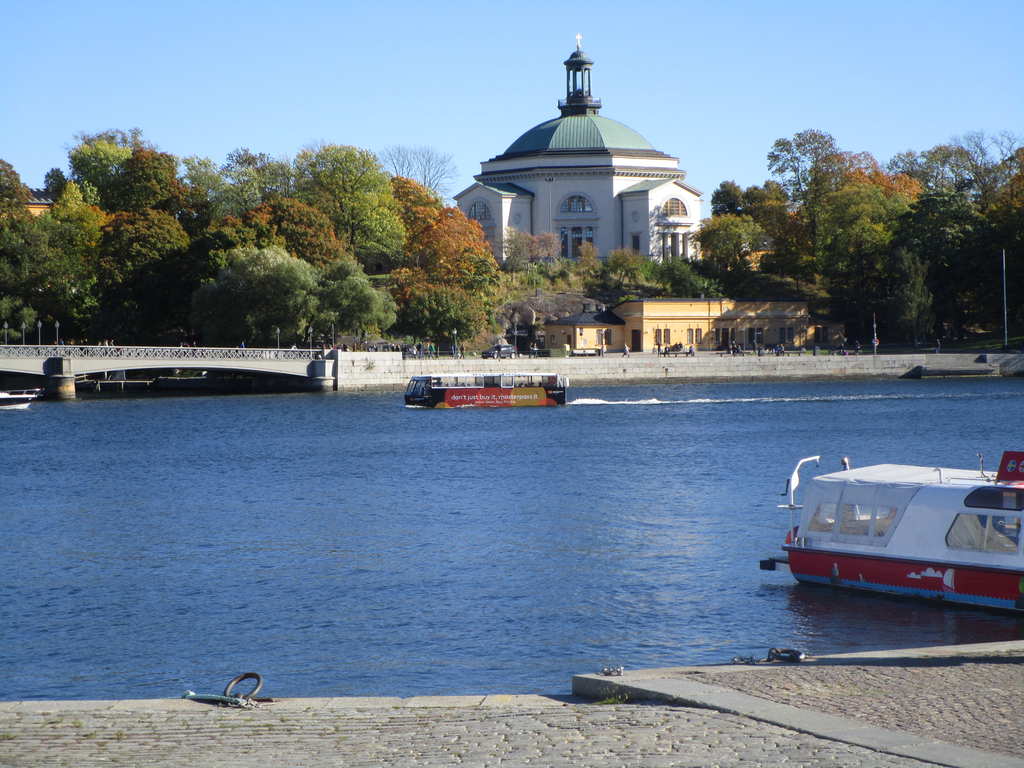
[389,206,498,340]
[502,228,533,272]
[391,176,443,268]
[112,147,185,213]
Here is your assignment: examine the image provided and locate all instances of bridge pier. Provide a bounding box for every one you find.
[43,357,76,400]
[308,358,336,391]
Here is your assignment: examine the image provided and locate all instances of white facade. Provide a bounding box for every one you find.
[455,45,701,263]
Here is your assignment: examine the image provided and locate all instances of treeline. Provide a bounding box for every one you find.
[697,130,1023,345]
[0,130,497,346]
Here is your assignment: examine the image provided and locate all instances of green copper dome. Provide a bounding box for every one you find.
[501,114,655,156]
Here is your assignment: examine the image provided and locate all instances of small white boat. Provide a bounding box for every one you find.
[0,389,42,409]
[762,451,1024,612]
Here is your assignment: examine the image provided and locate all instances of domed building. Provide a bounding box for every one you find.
[455,39,701,262]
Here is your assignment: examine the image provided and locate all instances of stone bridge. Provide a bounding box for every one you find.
[0,345,337,398]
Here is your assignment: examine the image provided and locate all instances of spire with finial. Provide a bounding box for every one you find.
[559,35,601,117]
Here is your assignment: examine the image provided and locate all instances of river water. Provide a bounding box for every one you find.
[2,376,1023,701]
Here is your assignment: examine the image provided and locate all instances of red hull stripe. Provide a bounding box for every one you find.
[788,549,1024,612]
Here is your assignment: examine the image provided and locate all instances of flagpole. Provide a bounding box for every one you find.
[1003,249,1008,349]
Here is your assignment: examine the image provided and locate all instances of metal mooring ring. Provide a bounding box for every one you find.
[224,672,263,699]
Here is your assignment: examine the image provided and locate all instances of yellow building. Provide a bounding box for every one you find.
[25,189,53,217]
[543,298,841,352]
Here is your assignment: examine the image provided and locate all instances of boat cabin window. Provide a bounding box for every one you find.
[873,506,899,537]
[808,502,837,532]
[965,487,1024,511]
[946,513,1021,553]
[839,503,872,535]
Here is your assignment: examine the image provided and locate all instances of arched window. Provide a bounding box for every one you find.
[467,201,491,221]
[663,198,687,216]
[560,195,593,213]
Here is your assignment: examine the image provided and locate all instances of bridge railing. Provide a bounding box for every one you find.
[0,345,321,361]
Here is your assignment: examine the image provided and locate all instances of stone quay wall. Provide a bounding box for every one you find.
[332,352,1000,391]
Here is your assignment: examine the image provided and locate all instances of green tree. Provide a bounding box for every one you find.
[316,257,396,336]
[604,248,645,287]
[95,209,191,340]
[818,180,912,338]
[886,247,933,344]
[219,148,294,217]
[191,245,319,346]
[294,145,405,272]
[656,258,720,298]
[0,159,30,218]
[710,180,743,216]
[695,215,766,283]
[68,130,144,209]
[892,191,989,339]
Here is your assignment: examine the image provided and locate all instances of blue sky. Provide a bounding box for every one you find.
[4,0,1022,203]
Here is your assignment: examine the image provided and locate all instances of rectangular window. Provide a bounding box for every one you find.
[560,228,568,259]
[808,503,837,533]
[695,328,702,344]
[654,329,662,345]
[585,226,594,244]
[631,234,641,252]
[571,227,583,258]
[671,232,680,259]
[965,487,1024,510]
[664,329,671,345]
[874,506,899,537]
[687,328,694,344]
[839,503,872,536]
[947,513,1022,553]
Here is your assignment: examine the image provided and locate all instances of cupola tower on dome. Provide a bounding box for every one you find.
[559,34,601,117]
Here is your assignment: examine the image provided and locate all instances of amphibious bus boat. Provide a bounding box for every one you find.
[761,452,1024,612]
[404,373,568,408]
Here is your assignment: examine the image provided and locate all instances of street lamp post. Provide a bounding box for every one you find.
[21,321,26,345]
[36,320,41,345]
[275,327,280,349]
[55,320,60,344]
[453,328,458,358]
[3,320,7,345]
[308,326,313,351]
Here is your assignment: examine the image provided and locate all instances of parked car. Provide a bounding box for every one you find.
[482,343,516,359]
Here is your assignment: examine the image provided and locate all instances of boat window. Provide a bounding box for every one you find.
[874,506,899,537]
[946,513,1021,553]
[965,487,1024,511]
[808,502,837,532]
[839,504,872,536]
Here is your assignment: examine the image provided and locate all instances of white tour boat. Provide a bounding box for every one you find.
[761,451,1024,612]
[0,389,42,410]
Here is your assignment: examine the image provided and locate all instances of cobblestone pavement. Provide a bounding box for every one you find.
[0,697,939,768]
[687,651,1024,760]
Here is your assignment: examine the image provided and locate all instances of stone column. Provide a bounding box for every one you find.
[43,357,76,399]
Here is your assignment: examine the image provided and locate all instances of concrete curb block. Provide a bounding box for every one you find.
[572,641,1024,768]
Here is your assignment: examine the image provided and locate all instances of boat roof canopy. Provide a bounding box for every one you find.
[813,464,992,489]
